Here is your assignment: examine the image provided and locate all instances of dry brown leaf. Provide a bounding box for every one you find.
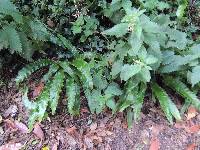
[14,121,29,134]
[33,123,44,140]
[32,82,44,98]
[187,107,198,120]
[0,143,23,150]
[186,143,196,150]
[4,119,16,129]
[149,137,160,150]
[186,124,200,133]
[90,123,97,131]
[66,126,77,134]
[81,108,89,113]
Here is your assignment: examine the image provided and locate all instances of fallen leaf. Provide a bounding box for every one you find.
[186,143,196,150]
[0,143,23,150]
[33,123,44,140]
[14,121,29,134]
[4,119,16,129]
[81,108,90,113]
[149,137,160,150]
[32,82,44,98]
[4,105,18,118]
[90,123,97,131]
[42,146,50,150]
[186,124,200,133]
[66,126,77,134]
[187,107,197,120]
[47,19,55,28]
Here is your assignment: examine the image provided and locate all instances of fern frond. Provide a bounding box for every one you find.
[42,64,59,82]
[15,59,53,85]
[0,25,22,54]
[133,83,146,121]
[28,85,50,129]
[73,58,93,89]
[164,76,200,110]
[0,0,23,23]
[152,83,181,123]
[18,32,34,61]
[49,70,65,114]
[66,78,80,115]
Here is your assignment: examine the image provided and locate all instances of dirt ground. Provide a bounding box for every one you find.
[0,80,200,150]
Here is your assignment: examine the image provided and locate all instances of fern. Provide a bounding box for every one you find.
[164,76,200,110]
[66,78,80,115]
[15,59,53,85]
[49,70,65,114]
[152,83,181,123]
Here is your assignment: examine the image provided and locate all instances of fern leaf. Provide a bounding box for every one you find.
[1,25,22,54]
[66,78,80,115]
[18,32,34,61]
[42,64,59,82]
[15,59,53,85]
[133,83,147,121]
[49,70,65,114]
[0,0,23,23]
[152,83,181,123]
[164,76,200,110]
[58,61,74,77]
[73,58,93,89]
[28,86,50,129]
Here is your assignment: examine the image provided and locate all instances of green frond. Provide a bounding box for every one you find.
[72,58,93,89]
[133,83,147,121]
[15,59,53,85]
[18,32,34,61]
[28,84,50,129]
[42,64,59,82]
[49,70,65,114]
[164,76,200,110]
[0,0,23,23]
[66,78,80,115]
[0,25,22,54]
[152,83,181,123]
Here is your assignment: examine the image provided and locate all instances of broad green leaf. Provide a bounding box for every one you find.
[120,64,141,81]
[102,23,129,37]
[190,66,200,86]
[111,61,123,77]
[139,67,151,82]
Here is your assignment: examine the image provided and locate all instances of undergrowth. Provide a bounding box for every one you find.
[1,0,200,128]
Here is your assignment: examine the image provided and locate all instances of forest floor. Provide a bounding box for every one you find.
[0,80,200,150]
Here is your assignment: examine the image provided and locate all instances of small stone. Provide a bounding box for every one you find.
[0,127,4,135]
[0,115,2,124]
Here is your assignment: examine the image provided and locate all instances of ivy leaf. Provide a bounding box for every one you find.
[102,23,129,37]
[120,64,141,81]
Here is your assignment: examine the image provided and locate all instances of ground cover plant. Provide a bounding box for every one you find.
[1,0,200,129]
